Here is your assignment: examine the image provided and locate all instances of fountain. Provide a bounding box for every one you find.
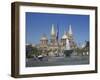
[64,38,73,57]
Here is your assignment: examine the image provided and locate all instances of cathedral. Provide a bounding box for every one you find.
[38,24,77,56]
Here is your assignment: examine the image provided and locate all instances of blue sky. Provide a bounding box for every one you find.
[26,12,89,45]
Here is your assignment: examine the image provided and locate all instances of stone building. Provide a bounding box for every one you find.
[38,24,77,56]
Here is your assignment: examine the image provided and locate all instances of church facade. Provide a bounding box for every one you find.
[38,24,77,56]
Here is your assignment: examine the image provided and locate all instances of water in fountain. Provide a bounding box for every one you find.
[64,38,73,57]
[65,38,71,50]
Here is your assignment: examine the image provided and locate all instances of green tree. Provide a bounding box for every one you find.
[32,47,41,56]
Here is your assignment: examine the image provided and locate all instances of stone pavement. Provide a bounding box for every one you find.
[26,55,89,67]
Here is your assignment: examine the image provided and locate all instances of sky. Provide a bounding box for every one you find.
[26,12,89,45]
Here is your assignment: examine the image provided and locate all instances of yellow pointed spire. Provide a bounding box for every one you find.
[68,24,72,35]
[51,24,56,36]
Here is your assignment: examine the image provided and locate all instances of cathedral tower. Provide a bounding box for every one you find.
[67,24,76,49]
[50,24,57,46]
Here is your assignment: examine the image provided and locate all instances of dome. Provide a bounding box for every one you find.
[41,37,48,40]
[62,34,68,39]
[41,34,48,40]
[62,31,68,39]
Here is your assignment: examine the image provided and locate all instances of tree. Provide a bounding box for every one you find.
[26,45,33,58]
[32,47,42,56]
[26,45,42,58]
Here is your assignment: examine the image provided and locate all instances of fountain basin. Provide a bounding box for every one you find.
[64,50,73,57]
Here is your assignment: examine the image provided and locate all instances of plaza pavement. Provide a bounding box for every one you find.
[26,54,89,67]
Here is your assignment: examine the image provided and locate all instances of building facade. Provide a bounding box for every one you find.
[38,24,77,56]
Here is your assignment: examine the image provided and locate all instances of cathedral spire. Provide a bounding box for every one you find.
[51,24,56,36]
[68,24,72,35]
